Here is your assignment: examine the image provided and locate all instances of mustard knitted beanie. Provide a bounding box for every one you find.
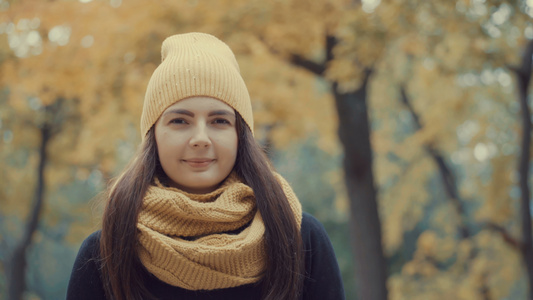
[140,33,254,139]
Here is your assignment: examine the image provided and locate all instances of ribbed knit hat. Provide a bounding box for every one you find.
[140,33,254,140]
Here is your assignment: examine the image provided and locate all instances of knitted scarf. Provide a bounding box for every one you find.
[136,172,302,291]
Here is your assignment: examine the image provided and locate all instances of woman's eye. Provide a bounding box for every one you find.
[213,118,230,125]
[170,118,187,125]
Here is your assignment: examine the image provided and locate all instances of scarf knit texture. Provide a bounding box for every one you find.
[137,172,302,291]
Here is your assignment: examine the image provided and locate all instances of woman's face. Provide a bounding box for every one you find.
[154,96,238,194]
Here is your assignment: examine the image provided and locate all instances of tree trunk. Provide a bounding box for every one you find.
[281,34,388,299]
[333,70,388,300]
[514,39,533,300]
[7,124,50,300]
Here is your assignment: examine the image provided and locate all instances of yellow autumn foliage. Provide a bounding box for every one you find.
[1,0,532,299]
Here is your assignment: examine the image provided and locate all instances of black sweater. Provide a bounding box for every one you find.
[67,212,345,299]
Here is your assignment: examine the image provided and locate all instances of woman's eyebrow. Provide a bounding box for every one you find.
[209,110,235,117]
[163,109,194,117]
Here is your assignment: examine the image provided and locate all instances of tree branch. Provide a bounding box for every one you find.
[399,86,471,239]
[260,34,337,77]
[325,34,337,63]
[486,222,523,251]
[289,54,326,76]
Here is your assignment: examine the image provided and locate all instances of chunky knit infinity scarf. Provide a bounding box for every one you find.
[136,172,302,291]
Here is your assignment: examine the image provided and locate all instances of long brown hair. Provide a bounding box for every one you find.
[100,113,304,300]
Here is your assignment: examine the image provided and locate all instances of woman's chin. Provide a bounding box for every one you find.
[168,176,222,194]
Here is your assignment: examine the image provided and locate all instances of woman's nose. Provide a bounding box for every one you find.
[189,125,211,148]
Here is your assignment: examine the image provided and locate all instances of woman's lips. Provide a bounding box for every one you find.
[182,159,215,168]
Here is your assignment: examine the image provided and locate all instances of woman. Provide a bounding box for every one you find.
[67,32,345,300]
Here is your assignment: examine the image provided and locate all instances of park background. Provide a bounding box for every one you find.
[1,0,533,299]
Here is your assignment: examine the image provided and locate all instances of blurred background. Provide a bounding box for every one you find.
[1,0,533,299]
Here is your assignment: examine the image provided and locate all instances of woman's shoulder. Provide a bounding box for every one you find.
[76,230,102,260]
[300,212,336,251]
[67,230,106,299]
[300,212,346,299]
[301,212,328,237]
[82,230,101,246]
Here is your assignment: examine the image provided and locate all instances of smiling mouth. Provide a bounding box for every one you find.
[182,159,215,168]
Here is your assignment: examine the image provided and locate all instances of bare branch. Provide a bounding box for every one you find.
[486,223,523,251]
[289,54,326,76]
[399,86,471,239]
[325,35,337,63]
[259,34,337,77]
